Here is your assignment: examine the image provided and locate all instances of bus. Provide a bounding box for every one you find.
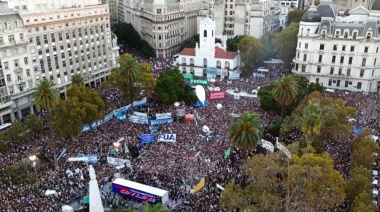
[0,123,11,132]
[112,178,169,205]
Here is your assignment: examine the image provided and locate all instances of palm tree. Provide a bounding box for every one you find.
[272,75,299,117]
[32,78,60,170]
[118,57,141,105]
[228,112,263,155]
[71,73,84,86]
[301,103,322,146]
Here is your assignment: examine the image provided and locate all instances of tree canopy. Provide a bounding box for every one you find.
[287,9,306,23]
[226,35,244,52]
[345,166,372,203]
[273,22,299,69]
[351,131,378,169]
[155,67,197,105]
[220,152,346,211]
[237,36,263,72]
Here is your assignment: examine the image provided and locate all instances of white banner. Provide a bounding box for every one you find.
[107,157,131,168]
[158,134,176,142]
[276,138,291,158]
[129,114,149,125]
[156,112,172,120]
[261,139,274,153]
[133,112,148,117]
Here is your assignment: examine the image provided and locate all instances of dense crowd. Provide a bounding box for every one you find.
[0,54,379,211]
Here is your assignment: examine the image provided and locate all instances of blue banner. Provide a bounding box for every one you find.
[133,97,147,107]
[141,134,155,143]
[193,101,208,107]
[112,183,157,204]
[57,148,67,161]
[206,68,217,75]
[149,125,160,132]
[85,154,98,163]
[129,114,149,125]
[98,112,114,126]
[91,121,97,129]
[150,118,174,125]
[117,115,127,121]
[82,124,90,132]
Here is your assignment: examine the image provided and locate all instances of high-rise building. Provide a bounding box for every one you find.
[119,0,204,58]
[293,0,380,92]
[0,0,119,122]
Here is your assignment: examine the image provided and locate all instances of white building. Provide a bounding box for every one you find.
[119,0,204,58]
[176,17,240,78]
[198,0,273,39]
[292,0,380,92]
[279,5,291,30]
[0,0,119,122]
[102,0,119,24]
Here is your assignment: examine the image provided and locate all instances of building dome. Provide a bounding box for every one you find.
[317,4,336,18]
[301,7,321,22]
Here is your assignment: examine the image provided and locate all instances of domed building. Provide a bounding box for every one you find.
[292,0,380,92]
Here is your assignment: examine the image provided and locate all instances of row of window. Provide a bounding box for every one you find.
[24,7,108,23]
[0,33,24,44]
[181,57,231,67]
[297,53,376,66]
[296,64,375,78]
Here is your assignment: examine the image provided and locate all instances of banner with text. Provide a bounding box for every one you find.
[141,134,155,144]
[156,112,172,120]
[208,90,226,100]
[107,157,131,167]
[190,79,209,85]
[176,106,185,117]
[158,134,176,142]
[150,118,174,125]
[228,71,240,80]
[129,114,149,125]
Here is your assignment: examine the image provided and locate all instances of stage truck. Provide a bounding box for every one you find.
[112,178,169,205]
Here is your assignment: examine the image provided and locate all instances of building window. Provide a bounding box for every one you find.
[360,69,365,77]
[338,68,342,75]
[364,46,369,53]
[362,58,366,66]
[345,81,349,87]
[348,57,353,65]
[342,45,346,51]
[14,59,19,67]
[317,66,321,73]
[6,75,11,82]
[367,33,371,40]
[320,44,324,50]
[305,43,308,49]
[340,56,344,64]
[4,62,9,70]
[328,79,332,86]
[303,54,307,61]
[332,56,336,63]
[0,37,3,44]
[203,58,207,67]
[330,67,334,74]
[204,30,207,37]
[8,35,15,42]
[357,82,362,89]
[333,45,337,51]
[302,65,306,72]
[316,78,319,83]
[350,46,355,52]
[353,32,357,39]
[347,68,351,76]
[26,69,30,76]
[318,55,322,63]
[336,80,341,87]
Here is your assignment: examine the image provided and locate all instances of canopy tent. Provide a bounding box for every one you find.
[353,129,361,134]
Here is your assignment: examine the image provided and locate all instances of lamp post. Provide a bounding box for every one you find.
[29,154,38,181]
[113,141,121,167]
[204,158,211,175]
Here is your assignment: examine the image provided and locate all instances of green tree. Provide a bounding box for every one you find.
[273,22,299,69]
[237,36,263,72]
[301,103,321,146]
[180,34,199,51]
[119,56,141,103]
[4,161,38,184]
[220,152,346,211]
[136,63,157,97]
[228,112,263,152]
[0,133,10,152]
[226,35,244,52]
[6,121,30,143]
[33,78,60,170]
[155,68,197,105]
[258,82,278,111]
[345,166,372,203]
[67,85,105,124]
[351,191,376,212]
[71,73,84,86]
[52,98,86,139]
[272,75,299,117]
[258,33,275,61]
[288,9,306,22]
[351,132,378,169]
[24,114,44,135]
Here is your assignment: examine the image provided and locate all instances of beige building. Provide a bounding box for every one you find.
[0,0,120,122]
[119,0,204,58]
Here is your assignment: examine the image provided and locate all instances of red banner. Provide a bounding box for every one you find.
[208,91,226,100]
[185,114,195,121]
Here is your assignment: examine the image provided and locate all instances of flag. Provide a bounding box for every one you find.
[224,148,231,159]
[193,178,205,192]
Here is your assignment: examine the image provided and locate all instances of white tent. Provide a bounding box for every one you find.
[373,189,378,197]
[372,179,378,186]
[372,170,378,176]
[45,190,58,196]
[62,205,74,212]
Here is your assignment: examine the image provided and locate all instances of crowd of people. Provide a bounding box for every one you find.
[0,52,379,211]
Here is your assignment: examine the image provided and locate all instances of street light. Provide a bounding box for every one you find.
[113,142,121,152]
[174,102,180,108]
[204,158,211,175]
[29,155,38,180]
